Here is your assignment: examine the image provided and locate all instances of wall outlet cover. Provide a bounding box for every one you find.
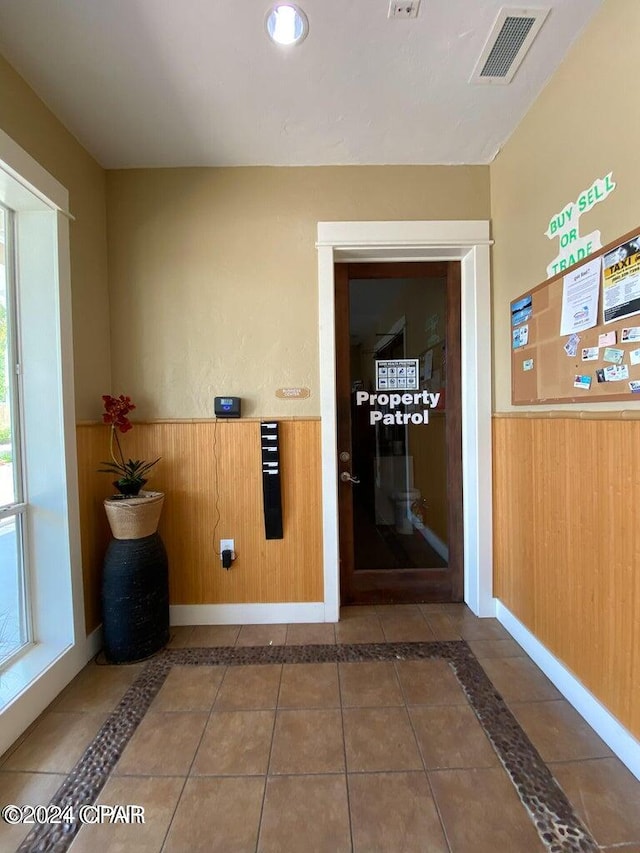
[220,539,235,556]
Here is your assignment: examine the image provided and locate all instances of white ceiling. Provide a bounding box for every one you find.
[0,0,601,168]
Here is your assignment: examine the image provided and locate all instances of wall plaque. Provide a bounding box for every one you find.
[275,387,311,399]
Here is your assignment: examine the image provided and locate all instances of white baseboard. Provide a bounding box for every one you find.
[84,624,103,659]
[496,600,640,781]
[170,602,328,625]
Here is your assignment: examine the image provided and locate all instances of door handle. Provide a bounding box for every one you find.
[340,471,360,484]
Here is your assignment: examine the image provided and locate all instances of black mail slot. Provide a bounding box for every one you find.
[260,421,283,539]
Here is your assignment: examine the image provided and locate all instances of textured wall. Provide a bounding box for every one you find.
[0,55,110,419]
[106,165,489,419]
[490,0,640,412]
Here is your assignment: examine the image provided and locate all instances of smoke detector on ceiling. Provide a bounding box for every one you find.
[388,0,421,19]
[470,7,550,84]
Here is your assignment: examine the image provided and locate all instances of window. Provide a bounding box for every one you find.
[0,204,30,665]
[0,129,86,756]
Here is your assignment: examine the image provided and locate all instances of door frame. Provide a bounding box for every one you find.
[317,220,493,620]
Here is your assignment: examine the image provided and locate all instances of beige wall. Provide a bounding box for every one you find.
[0,56,111,419]
[106,166,489,418]
[490,0,640,412]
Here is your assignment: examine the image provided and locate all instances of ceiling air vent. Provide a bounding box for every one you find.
[470,7,550,85]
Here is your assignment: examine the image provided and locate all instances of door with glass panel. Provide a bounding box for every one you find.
[0,205,30,665]
[335,262,462,604]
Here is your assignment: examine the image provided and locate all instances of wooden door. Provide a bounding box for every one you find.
[336,262,462,604]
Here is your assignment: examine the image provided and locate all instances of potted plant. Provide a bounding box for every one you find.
[99,394,164,540]
[98,394,160,496]
[99,394,169,663]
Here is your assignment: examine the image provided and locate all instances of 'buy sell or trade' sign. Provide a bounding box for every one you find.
[545,173,616,278]
[355,390,440,426]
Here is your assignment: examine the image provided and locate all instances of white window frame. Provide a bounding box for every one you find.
[0,129,87,757]
[0,202,32,667]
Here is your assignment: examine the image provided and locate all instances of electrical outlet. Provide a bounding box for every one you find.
[388,0,420,19]
[220,539,235,558]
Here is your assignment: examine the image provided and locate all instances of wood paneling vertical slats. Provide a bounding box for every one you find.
[493,415,640,740]
[77,420,323,634]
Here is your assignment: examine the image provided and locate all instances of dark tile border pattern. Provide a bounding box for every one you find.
[15,640,599,853]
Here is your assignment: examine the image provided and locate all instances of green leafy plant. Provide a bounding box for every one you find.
[98,394,160,496]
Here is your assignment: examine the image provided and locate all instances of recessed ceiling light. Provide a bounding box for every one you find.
[265,4,309,46]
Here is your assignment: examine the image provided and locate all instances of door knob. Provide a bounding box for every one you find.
[340,471,360,484]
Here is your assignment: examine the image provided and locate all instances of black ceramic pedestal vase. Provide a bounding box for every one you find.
[101,532,169,663]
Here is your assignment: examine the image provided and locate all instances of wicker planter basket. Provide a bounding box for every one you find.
[104,490,164,540]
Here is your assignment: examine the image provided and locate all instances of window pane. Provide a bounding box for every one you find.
[0,514,27,663]
[0,209,15,507]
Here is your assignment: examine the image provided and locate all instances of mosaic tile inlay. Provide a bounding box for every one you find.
[15,640,599,853]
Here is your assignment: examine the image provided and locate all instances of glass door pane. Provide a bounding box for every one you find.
[349,274,449,572]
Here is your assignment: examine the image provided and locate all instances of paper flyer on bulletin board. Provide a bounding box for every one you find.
[603,235,640,323]
[559,256,601,335]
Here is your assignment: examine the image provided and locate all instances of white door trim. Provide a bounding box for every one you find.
[317,220,493,620]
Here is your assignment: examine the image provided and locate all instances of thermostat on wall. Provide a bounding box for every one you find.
[214,397,241,418]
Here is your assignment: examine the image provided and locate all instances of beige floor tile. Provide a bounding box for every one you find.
[439,604,473,615]
[423,613,462,640]
[601,846,640,853]
[339,661,404,707]
[69,775,184,853]
[269,709,345,774]
[214,664,282,710]
[375,604,422,617]
[278,663,340,709]
[417,603,448,614]
[395,659,467,705]
[468,638,525,659]
[2,712,106,773]
[166,626,195,648]
[379,614,435,642]
[429,767,546,852]
[150,665,224,712]
[480,656,562,703]
[188,624,241,647]
[410,705,498,769]
[191,710,274,775]
[339,605,379,620]
[258,774,351,853]
[455,617,511,641]
[0,771,65,851]
[53,662,143,713]
[164,776,264,853]
[285,622,336,645]
[114,711,208,776]
[510,700,612,762]
[235,624,287,646]
[343,707,423,772]
[551,757,640,846]
[348,771,449,853]
[335,616,385,644]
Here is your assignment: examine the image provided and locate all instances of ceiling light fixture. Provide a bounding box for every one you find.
[265,4,309,46]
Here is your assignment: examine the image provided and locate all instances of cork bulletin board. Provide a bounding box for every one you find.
[511,227,640,404]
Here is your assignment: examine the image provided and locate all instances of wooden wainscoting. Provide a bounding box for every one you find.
[493,414,640,740]
[77,419,324,634]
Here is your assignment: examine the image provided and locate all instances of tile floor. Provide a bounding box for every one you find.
[1,604,639,852]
